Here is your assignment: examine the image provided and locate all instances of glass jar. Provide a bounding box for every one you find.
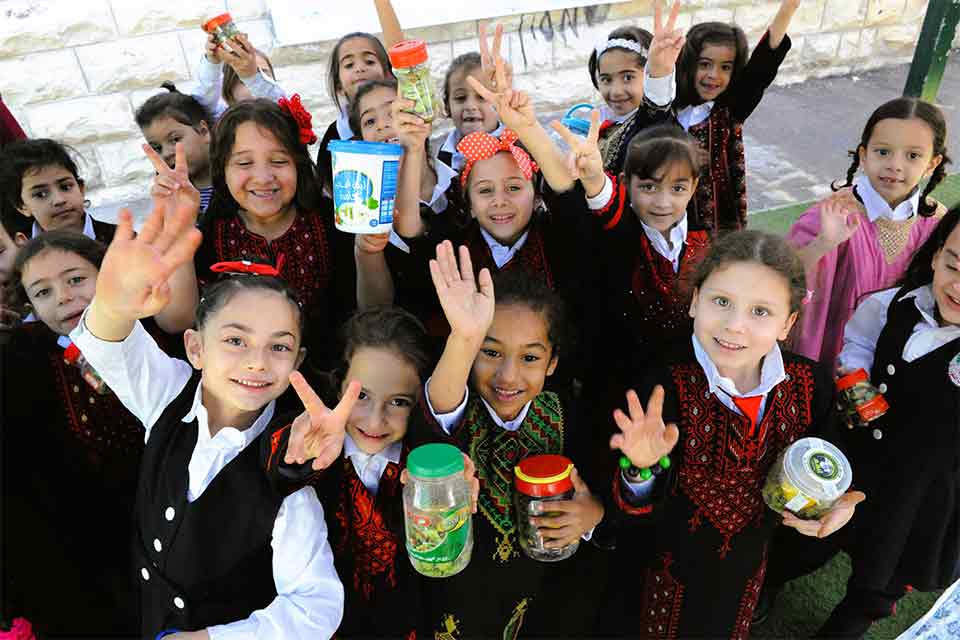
[388,40,438,123]
[836,368,889,425]
[514,454,579,562]
[762,437,852,520]
[63,343,110,395]
[403,443,473,578]
[202,13,240,47]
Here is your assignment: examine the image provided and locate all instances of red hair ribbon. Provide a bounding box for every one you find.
[456,129,539,189]
[278,94,318,145]
[210,255,285,277]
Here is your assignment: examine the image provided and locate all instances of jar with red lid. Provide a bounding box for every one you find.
[514,454,579,562]
[202,13,240,47]
[836,368,889,426]
[388,39,438,123]
[63,342,110,395]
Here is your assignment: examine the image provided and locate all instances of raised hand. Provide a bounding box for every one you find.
[145,141,201,226]
[391,98,431,150]
[355,231,391,255]
[478,22,514,94]
[647,0,685,79]
[468,30,536,132]
[284,372,362,471]
[782,490,866,538]
[429,240,495,344]
[816,191,863,250]
[533,467,604,549]
[221,33,259,78]
[204,32,223,64]
[609,386,680,469]
[550,109,604,190]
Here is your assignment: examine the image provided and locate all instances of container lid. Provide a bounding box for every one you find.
[388,39,429,68]
[782,437,852,502]
[328,139,404,158]
[63,342,81,364]
[407,443,464,478]
[202,13,234,32]
[836,368,868,391]
[514,454,574,497]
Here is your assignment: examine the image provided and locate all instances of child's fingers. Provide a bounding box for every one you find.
[138,202,166,246]
[666,0,681,32]
[534,510,577,529]
[478,22,491,65]
[550,120,580,148]
[653,0,663,34]
[587,109,602,146]
[645,385,666,424]
[143,143,171,174]
[539,527,580,549]
[174,142,188,179]
[661,423,680,452]
[466,74,498,104]
[289,371,329,418]
[494,50,509,91]
[609,432,627,451]
[477,267,494,300]
[332,380,362,426]
[457,244,476,283]
[158,228,202,278]
[781,513,822,537]
[626,388,647,425]
[492,23,504,61]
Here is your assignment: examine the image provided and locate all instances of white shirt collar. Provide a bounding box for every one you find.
[424,160,459,213]
[599,105,637,124]
[336,104,353,140]
[182,378,276,447]
[677,101,715,131]
[639,215,688,272]
[692,334,786,400]
[33,212,95,239]
[343,433,402,494]
[479,227,529,269]
[479,396,532,432]
[854,174,920,223]
[440,121,505,172]
[343,433,402,465]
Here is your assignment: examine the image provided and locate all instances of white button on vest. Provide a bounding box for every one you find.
[174,596,185,609]
[878,383,888,394]
[140,568,150,581]
[887,364,896,376]
[165,507,175,521]
[872,428,883,440]
[153,538,163,552]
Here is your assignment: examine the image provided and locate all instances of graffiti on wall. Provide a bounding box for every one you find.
[515,5,611,69]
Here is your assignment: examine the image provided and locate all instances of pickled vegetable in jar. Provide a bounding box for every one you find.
[403,443,473,578]
[514,454,579,562]
[762,437,852,520]
[388,40,438,123]
[836,369,889,425]
[202,13,240,47]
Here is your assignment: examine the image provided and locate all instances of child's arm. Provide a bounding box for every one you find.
[355,232,395,308]
[838,288,899,374]
[191,34,226,120]
[392,98,433,238]
[426,240,495,414]
[374,0,405,49]
[768,0,801,49]
[221,34,287,102]
[791,193,862,279]
[729,0,796,123]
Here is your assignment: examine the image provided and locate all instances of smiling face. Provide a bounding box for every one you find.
[185,288,304,429]
[467,152,536,246]
[858,117,942,209]
[690,261,797,391]
[342,346,421,455]
[447,67,499,135]
[338,36,388,102]
[142,116,212,186]
[225,121,298,231]
[931,225,960,326]
[470,303,558,422]
[694,42,736,102]
[627,160,698,236]
[597,49,645,117]
[21,248,98,336]
[357,85,399,143]
[18,165,87,234]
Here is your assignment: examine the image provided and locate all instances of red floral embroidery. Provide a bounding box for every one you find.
[468,223,554,290]
[688,109,747,232]
[639,553,684,639]
[732,553,767,640]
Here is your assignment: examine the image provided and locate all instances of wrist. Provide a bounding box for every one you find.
[447,331,484,352]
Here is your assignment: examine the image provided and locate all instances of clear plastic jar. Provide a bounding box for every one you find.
[202,13,240,47]
[403,443,473,578]
[836,368,889,425]
[388,40,438,123]
[63,342,110,395]
[762,437,852,520]
[514,454,579,562]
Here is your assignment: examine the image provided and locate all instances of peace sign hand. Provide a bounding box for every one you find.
[609,386,680,469]
[648,0,685,79]
[550,109,604,188]
[284,372,363,471]
[429,240,495,345]
[478,22,514,94]
[144,142,201,227]
[469,25,536,132]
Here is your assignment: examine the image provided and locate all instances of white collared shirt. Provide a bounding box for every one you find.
[344,434,402,495]
[424,379,531,434]
[32,211,96,239]
[677,101,715,131]
[70,311,343,639]
[640,215,688,273]
[854,174,920,223]
[840,285,960,373]
[479,227,530,269]
[425,160,459,214]
[439,121,506,173]
[335,104,353,141]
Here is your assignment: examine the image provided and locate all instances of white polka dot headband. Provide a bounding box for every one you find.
[595,38,648,60]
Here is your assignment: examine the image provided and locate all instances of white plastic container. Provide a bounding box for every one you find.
[328,140,403,234]
[762,437,852,520]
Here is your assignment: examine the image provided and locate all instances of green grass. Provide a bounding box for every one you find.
[744,176,960,638]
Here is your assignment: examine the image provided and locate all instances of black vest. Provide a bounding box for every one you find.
[135,373,282,636]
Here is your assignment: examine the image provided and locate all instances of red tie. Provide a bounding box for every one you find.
[732,395,764,437]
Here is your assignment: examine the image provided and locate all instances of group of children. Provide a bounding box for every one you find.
[0,0,957,638]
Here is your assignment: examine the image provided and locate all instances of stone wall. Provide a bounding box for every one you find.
[0,0,934,213]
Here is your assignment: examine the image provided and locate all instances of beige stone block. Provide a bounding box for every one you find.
[877,23,920,51]
[789,1,827,34]
[427,41,455,82]
[26,95,138,145]
[803,32,842,62]
[505,29,554,75]
[838,30,862,61]
[552,20,617,69]
[734,3,781,36]
[227,0,268,20]
[811,64,853,79]
[96,138,156,183]
[270,41,337,67]
[779,35,805,69]
[86,179,154,212]
[823,0,867,31]
[0,50,88,105]
[867,0,907,26]
[513,67,595,111]
[233,19,276,53]
[111,0,225,36]
[76,34,189,94]
[178,30,212,77]
[692,8,735,25]
[276,63,331,118]
[71,144,106,191]
[902,0,928,21]
[607,0,654,20]
[0,0,116,58]
[130,87,173,115]
[405,25,455,45]
[773,70,810,86]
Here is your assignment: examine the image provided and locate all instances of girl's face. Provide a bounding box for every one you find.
[859,117,943,209]
[225,122,299,224]
[21,248,98,336]
[694,42,736,102]
[143,116,212,183]
[342,346,421,455]
[447,67,499,135]
[597,49,645,117]
[358,85,399,143]
[229,55,275,105]
[467,152,536,247]
[18,164,87,233]
[339,37,387,102]
[931,225,960,326]
[185,289,305,427]
[0,224,28,288]
[626,160,698,235]
[471,303,558,423]
[690,261,797,387]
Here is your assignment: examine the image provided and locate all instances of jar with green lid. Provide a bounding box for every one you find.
[388,40,438,123]
[762,437,852,520]
[403,443,473,578]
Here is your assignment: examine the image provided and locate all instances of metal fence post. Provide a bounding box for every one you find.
[904,0,960,101]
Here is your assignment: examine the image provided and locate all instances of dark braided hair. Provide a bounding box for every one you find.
[833,97,951,217]
[900,205,960,292]
[492,270,572,360]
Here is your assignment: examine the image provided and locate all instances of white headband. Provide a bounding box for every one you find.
[595,38,649,59]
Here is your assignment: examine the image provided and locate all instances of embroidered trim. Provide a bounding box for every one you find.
[639,552,684,639]
[732,553,768,640]
[874,217,918,264]
[468,221,555,290]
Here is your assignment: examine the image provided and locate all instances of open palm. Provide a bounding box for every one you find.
[429,240,495,343]
[609,386,680,469]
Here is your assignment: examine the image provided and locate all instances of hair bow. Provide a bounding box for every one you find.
[210,255,285,277]
[456,129,539,189]
[278,94,318,145]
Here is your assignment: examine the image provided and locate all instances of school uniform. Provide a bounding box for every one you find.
[69,314,344,638]
[30,211,115,244]
[598,69,676,174]
[677,32,791,233]
[612,336,835,639]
